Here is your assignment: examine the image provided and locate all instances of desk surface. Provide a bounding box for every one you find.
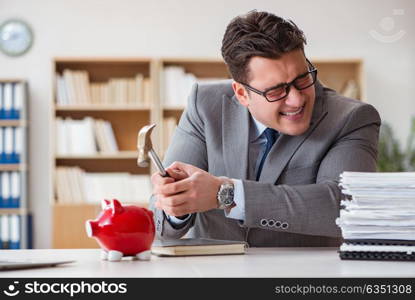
[0,248,414,277]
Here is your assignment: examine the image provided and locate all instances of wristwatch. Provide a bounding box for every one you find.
[217,177,235,211]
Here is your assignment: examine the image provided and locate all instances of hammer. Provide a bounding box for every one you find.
[137,124,169,177]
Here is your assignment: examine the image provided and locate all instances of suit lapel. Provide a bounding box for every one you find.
[222,94,250,180]
[258,81,328,183]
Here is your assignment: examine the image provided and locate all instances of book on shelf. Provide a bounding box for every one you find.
[341,79,359,99]
[0,171,21,208]
[56,70,151,106]
[142,77,152,107]
[162,117,177,153]
[0,82,26,120]
[54,167,152,205]
[55,117,119,155]
[101,120,118,152]
[0,214,31,249]
[151,238,247,257]
[0,126,23,164]
[336,171,415,261]
[162,65,224,108]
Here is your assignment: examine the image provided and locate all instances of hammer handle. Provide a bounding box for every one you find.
[149,149,170,177]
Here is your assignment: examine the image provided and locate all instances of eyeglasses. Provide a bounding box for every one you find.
[238,59,318,102]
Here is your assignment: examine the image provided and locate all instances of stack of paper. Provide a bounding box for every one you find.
[336,172,415,261]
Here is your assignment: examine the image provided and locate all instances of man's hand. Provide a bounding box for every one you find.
[151,161,224,217]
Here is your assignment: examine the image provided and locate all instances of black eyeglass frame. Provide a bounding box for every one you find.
[238,59,318,102]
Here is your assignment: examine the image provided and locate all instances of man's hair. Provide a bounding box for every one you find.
[221,10,307,83]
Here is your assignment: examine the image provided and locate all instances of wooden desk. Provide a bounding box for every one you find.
[0,248,414,277]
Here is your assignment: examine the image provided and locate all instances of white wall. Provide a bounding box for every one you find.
[0,0,414,248]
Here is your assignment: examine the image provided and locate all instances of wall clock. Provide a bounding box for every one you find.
[0,19,34,57]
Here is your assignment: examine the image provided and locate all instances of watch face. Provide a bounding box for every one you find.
[219,184,234,207]
[0,19,33,57]
[224,198,234,205]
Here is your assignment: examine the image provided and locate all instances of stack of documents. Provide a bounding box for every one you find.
[336,172,415,261]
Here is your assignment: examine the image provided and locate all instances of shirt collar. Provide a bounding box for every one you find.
[250,114,268,142]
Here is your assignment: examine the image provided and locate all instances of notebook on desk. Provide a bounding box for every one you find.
[151,238,247,257]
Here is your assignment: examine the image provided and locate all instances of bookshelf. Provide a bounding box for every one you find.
[312,58,365,101]
[51,57,364,248]
[0,79,30,249]
[159,58,231,155]
[52,58,158,248]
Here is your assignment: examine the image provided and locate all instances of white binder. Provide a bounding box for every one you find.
[11,172,20,208]
[14,127,23,161]
[1,172,10,207]
[0,83,3,115]
[9,214,20,248]
[3,83,13,118]
[1,214,10,247]
[4,127,13,160]
[13,82,24,118]
[0,127,4,161]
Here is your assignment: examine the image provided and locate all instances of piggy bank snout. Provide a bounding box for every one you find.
[85,220,98,237]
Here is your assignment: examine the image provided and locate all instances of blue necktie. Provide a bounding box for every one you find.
[256,128,278,181]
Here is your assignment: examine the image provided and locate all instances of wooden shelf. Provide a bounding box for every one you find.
[0,120,27,127]
[56,160,148,174]
[55,105,151,111]
[163,106,185,111]
[163,109,184,125]
[312,58,364,100]
[312,58,363,64]
[161,58,230,79]
[54,58,153,81]
[0,164,27,171]
[54,57,152,63]
[0,208,27,215]
[0,79,26,83]
[56,151,138,160]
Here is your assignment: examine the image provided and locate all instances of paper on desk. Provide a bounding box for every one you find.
[337,171,415,242]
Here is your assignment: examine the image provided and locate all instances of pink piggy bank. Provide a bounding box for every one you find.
[85,199,155,261]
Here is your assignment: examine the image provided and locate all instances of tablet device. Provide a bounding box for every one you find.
[0,260,75,271]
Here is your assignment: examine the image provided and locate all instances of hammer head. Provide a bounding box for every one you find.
[137,123,156,167]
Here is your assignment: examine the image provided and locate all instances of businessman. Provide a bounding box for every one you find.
[149,10,381,247]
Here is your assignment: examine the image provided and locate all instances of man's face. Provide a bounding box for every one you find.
[232,49,316,136]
